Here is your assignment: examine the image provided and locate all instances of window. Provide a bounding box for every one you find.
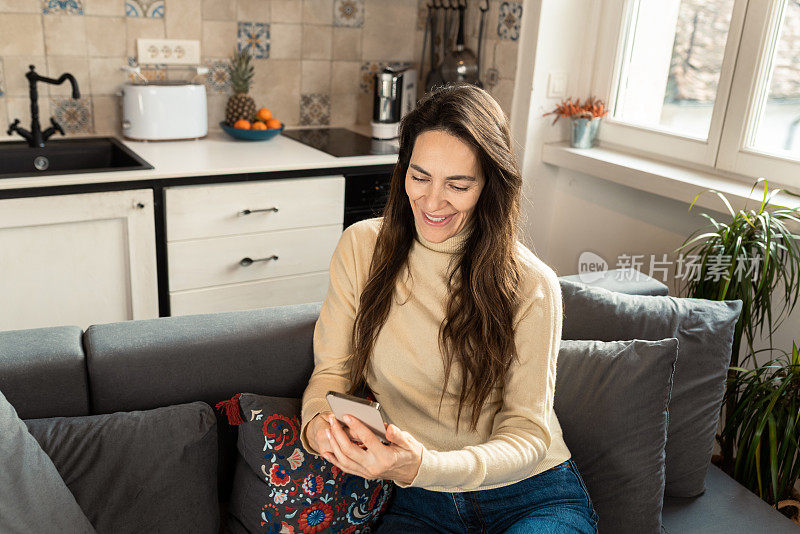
[592,0,800,188]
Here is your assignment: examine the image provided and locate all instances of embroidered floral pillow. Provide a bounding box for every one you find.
[219,393,393,534]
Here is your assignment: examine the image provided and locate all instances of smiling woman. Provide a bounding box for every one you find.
[299,83,598,533]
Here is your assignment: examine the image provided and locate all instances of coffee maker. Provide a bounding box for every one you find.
[370,66,417,140]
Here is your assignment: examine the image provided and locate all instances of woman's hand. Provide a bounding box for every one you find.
[322,413,423,486]
[305,411,361,458]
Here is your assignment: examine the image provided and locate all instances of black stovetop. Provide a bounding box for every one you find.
[282,127,399,158]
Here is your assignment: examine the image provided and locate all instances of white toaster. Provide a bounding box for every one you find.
[121,81,208,141]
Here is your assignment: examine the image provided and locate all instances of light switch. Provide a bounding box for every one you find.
[547,72,568,98]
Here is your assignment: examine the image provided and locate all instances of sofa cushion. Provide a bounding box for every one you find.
[224,393,393,534]
[559,279,743,498]
[559,267,669,296]
[0,325,89,419]
[24,401,219,534]
[555,338,679,534]
[83,302,322,503]
[0,388,96,533]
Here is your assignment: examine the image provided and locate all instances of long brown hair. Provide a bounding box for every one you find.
[347,83,524,433]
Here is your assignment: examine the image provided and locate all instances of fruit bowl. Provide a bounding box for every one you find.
[219,121,284,141]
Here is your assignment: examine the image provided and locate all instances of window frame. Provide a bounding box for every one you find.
[589,0,753,173]
[716,0,800,185]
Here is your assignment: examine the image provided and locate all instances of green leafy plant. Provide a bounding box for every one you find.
[674,178,800,479]
[722,342,800,511]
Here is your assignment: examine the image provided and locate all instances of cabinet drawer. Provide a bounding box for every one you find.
[170,271,330,316]
[165,175,345,241]
[168,224,340,291]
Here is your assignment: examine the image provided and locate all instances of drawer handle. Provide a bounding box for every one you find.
[240,207,279,215]
[240,255,279,267]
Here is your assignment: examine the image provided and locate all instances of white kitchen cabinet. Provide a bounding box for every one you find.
[0,189,159,331]
[165,176,345,315]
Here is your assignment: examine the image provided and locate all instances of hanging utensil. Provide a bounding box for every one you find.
[440,0,479,84]
[425,0,445,91]
[475,0,489,88]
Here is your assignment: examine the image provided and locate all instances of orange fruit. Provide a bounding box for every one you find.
[256,107,272,122]
[233,119,251,129]
[265,118,282,129]
[251,121,267,130]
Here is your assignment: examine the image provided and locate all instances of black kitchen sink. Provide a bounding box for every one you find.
[0,137,153,178]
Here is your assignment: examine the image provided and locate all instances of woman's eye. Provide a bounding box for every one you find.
[451,185,469,192]
[411,176,427,183]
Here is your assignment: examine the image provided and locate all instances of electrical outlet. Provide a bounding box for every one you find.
[136,39,201,65]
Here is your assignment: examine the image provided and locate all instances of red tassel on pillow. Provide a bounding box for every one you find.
[215,393,244,425]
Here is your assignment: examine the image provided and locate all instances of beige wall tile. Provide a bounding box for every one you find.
[493,40,518,80]
[271,0,302,23]
[489,78,514,118]
[207,93,227,132]
[127,18,166,57]
[84,0,127,16]
[202,20,237,58]
[166,0,203,40]
[203,0,237,20]
[89,57,128,95]
[301,24,331,59]
[252,58,300,125]
[301,59,330,93]
[3,57,47,97]
[92,94,121,135]
[237,0,270,21]
[330,60,359,94]
[330,92,356,125]
[86,16,126,57]
[46,56,90,97]
[0,14,44,56]
[6,96,49,129]
[332,27,360,61]
[0,100,10,140]
[270,23,301,59]
[44,14,87,56]
[303,0,332,25]
[362,0,416,61]
[0,0,39,13]
[356,90,371,125]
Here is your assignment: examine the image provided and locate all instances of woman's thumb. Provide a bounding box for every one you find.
[388,424,406,444]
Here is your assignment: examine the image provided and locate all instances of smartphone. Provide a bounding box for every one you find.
[326,390,391,445]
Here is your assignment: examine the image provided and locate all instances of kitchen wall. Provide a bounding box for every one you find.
[0,0,523,138]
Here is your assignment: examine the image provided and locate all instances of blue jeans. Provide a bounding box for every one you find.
[374,458,599,533]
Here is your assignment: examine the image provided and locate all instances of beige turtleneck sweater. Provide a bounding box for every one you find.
[300,216,571,492]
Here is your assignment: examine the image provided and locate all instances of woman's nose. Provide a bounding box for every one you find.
[423,186,448,211]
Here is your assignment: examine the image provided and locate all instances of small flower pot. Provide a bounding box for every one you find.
[570,117,601,148]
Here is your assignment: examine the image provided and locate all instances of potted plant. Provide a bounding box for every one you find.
[543,97,608,148]
[674,178,800,513]
[723,341,800,523]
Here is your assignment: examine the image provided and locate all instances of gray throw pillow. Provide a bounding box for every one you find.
[24,401,219,534]
[560,279,742,498]
[555,338,679,534]
[0,388,96,533]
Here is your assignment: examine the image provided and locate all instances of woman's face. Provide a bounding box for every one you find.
[405,129,485,244]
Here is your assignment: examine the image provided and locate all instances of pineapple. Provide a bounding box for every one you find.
[225,47,257,125]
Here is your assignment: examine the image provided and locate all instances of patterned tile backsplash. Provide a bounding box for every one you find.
[0,0,520,138]
[126,0,165,18]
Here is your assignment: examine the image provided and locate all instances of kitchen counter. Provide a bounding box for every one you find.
[0,125,399,191]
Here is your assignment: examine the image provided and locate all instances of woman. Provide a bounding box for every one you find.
[299,83,599,533]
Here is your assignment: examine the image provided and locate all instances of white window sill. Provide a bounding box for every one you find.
[541,142,800,213]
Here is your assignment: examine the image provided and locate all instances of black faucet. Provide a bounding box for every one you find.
[7,65,81,148]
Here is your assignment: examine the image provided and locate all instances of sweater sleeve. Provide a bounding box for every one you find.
[300,225,360,456]
[394,268,564,491]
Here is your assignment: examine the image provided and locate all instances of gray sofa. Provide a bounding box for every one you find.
[0,268,796,533]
